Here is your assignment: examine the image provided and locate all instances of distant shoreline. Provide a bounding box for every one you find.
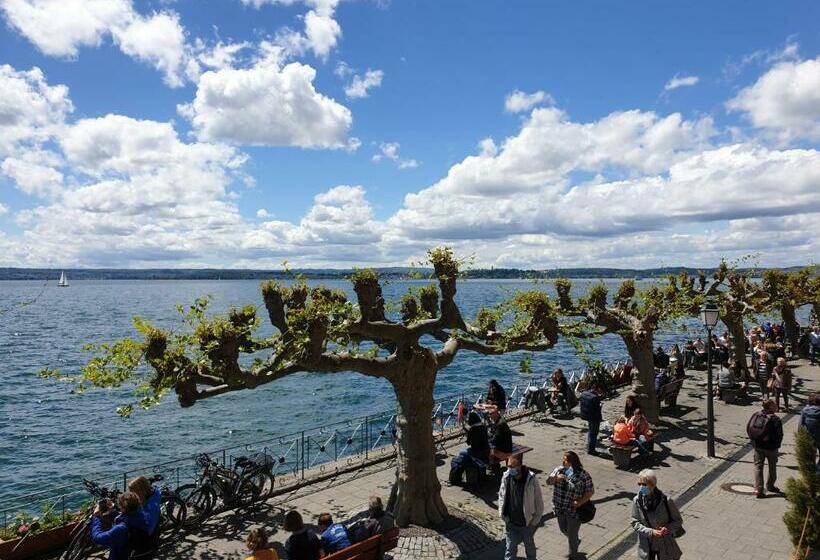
[0,266,804,281]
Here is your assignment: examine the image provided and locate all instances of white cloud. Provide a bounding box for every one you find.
[0,65,72,158]
[111,11,189,87]
[344,69,384,99]
[726,56,820,141]
[256,208,271,218]
[663,74,699,91]
[239,0,342,59]
[0,0,191,87]
[372,142,418,169]
[0,0,130,57]
[504,89,553,113]
[179,57,352,148]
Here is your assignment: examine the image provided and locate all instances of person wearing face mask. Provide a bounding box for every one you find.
[630,469,683,560]
[497,454,544,560]
[547,451,594,560]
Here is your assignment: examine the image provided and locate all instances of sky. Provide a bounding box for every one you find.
[0,0,818,269]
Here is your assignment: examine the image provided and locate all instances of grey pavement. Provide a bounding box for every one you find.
[159,359,819,560]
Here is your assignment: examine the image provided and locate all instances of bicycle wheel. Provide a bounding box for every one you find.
[177,484,215,527]
[235,476,262,508]
[159,494,187,536]
[250,471,275,500]
[60,518,93,560]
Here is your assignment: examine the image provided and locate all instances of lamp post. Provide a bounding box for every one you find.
[700,301,720,458]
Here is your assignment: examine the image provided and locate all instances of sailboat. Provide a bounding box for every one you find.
[58,271,69,287]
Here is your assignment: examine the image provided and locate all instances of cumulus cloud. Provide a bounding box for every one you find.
[372,142,418,169]
[663,74,699,91]
[344,69,384,99]
[239,0,342,59]
[726,56,820,141]
[179,56,352,148]
[386,106,817,257]
[0,0,191,87]
[0,65,72,158]
[504,90,553,113]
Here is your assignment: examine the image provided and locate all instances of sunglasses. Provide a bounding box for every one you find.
[637,482,648,486]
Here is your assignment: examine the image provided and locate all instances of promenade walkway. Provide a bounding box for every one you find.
[160,359,819,560]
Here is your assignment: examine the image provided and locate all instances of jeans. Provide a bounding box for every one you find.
[775,388,790,409]
[557,513,581,556]
[504,522,537,560]
[587,420,600,453]
[631,438,654,455]
[754,448,778,492]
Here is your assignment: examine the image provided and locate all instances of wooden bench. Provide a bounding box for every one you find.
[490,443,534,465]
[608,442,637,468]
[608,439,654,468]
[324,527,400,560]
[657,379,684,408]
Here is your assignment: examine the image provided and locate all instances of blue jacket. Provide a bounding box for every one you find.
[320,523,352,554]
[143,489,161,535]
[801,405,820,445]
[91,509,151,560]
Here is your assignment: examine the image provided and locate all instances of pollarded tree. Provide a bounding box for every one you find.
[554,278,664,423]
[41,248,560,528]
[665,262,768,374]
[763,267,819,357]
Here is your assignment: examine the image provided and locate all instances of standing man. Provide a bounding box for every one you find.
[498,454,544,560]
[579,383,603,456]
[755,350,773,398]
[746,399,784,498]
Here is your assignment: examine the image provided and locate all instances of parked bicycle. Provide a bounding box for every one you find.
[177,452,274,527]
[60,475,186,560]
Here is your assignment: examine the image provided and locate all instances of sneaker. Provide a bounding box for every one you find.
[756,490,765,498]
[766,485,781,493]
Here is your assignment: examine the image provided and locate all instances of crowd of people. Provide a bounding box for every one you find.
[446,334,820,560]
[88,327,820,560]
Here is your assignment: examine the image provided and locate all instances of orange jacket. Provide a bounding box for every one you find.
[612,422,634,445]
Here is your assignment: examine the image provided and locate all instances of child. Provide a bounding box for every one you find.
[245,527,278,560]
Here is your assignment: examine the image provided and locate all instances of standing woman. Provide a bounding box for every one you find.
[630,469,684,560]
[487,379,507,415]
[547,451,594,560]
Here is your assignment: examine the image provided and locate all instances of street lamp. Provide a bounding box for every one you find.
[700,301,720,458]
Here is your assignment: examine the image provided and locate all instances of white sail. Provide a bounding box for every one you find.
[58,271,69,287]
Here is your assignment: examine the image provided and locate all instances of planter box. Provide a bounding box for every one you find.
[0,522,78,560]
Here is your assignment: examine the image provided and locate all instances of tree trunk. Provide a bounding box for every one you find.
[387,353,448,527]
[624,333,659,423]
[781,304,799,357]
[723,313,748,375]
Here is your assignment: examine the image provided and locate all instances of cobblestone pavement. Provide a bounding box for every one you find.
[159,359,819,560]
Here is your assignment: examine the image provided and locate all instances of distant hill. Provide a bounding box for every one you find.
[0,265,807,281]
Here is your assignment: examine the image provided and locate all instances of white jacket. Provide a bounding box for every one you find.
[498,469,545,527]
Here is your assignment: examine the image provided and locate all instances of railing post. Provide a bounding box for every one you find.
[176,467,180,489]
[123,473,127,491]
[301,431,306,480]
[222,449,227,466]
[364,416,369,459]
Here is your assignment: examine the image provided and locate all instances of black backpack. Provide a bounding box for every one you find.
[747,412,771,443]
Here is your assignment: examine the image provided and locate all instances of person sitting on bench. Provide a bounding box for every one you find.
[317,513,352,556]
[717,363,745,401]
[352,497,395,548]
[612,416,652,457]
[487,406,513,475]
[449,411,490,484]
[548,369,572,414]
[627,408,654,455]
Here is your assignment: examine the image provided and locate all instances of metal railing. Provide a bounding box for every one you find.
[1,362,627,535]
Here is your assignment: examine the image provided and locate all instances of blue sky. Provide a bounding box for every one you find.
[0,0,818,268]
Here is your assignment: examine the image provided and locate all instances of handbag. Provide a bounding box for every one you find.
[767,377,777,391]
[577,500,596,523]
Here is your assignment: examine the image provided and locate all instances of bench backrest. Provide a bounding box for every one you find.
[323,527,400,560]
[658,380,683,397]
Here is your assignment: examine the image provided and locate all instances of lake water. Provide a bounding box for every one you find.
[0,278,784,508]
